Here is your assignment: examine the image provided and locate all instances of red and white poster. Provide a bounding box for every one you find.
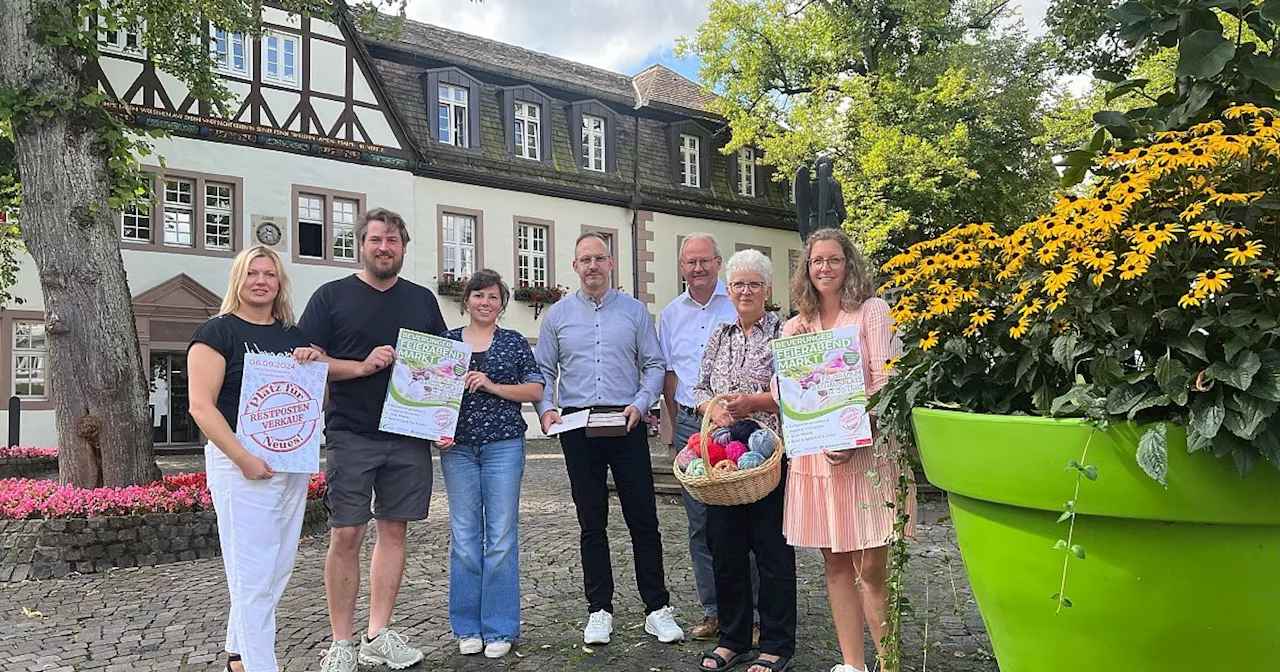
[235,353,328,473]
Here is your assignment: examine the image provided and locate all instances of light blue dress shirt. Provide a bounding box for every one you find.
[658,280,738,408]
[534,288,666,417]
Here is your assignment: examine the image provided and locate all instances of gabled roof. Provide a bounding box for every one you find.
[361,18,718,114]
[632,65,718,112]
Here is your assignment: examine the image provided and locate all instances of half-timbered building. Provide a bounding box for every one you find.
[3,6,801,446]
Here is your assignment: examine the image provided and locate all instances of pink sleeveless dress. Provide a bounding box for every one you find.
[781,298,918,552]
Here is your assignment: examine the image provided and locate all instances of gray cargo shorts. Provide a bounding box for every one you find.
[323,429,433,528]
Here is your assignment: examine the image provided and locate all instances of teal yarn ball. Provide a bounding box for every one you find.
[748,430,777,459]
[737,451,766,470]
[685,458,707,476]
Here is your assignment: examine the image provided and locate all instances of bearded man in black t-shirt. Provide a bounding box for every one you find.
[298,207,446,672]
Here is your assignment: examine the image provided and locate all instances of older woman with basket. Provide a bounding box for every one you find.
[686,249,796,672]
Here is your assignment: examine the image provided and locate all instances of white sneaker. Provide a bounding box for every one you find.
[830,665,864,672]
[583,610,613,644]
[644,605,685,643]
[484,641,512,658]
[458,637,483,655]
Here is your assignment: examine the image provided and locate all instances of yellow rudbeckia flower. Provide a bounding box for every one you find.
[1188,221,1225,244]
[919,331,940,351]
[1195,269,1233,294]
[1224,240,1265,265]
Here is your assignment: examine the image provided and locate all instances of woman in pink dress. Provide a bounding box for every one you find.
[781,228,917,672]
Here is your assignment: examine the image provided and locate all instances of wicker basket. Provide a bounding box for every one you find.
[673,394,785,506]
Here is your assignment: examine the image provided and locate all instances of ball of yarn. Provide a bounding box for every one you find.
[712,459,738,474]
[729,419,761,444]
[748,429,777,459]
[685,458,707,476]
[710,427,733,446]
[685,432,704,454]
[724,440,749,463]
[676,447,699,470]
[737,451,766,470]
[704,441,727,468]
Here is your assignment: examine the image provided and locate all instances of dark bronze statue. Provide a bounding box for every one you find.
[794,156,847,242]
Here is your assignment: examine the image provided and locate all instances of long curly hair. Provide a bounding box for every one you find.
[789,228,875,320]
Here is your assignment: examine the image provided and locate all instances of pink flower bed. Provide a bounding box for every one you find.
[0,446,59,459]
[0,472,326,520]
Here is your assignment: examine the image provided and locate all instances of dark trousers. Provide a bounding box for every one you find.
[560,424,670,615]
[707,468,796,658]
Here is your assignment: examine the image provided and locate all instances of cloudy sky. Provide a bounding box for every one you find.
[406,0,1057,79]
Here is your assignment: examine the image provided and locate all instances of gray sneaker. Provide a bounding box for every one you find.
[320,640,357,672]
[359,627,424,669]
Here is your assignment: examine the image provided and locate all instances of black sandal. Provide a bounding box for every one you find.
[226,653,241,672]
[746,655,794,671]
[698,649,752,671]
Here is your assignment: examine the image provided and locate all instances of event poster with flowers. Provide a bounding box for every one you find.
[235,354,329,473]
[771,326,873,457]
[378,329,471,441]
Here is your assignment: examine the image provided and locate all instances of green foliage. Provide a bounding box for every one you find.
[1045,1,1280,186]
[679,0,1058,263]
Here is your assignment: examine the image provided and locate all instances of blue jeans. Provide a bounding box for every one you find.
[439,436,525,643]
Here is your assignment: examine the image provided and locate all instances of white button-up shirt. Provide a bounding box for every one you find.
[658,281,738,408]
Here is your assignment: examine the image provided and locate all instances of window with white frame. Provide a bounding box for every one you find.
[517,223,549,287]
[121,191,151,243]
[297,193,325,259]
[101,24,143,54]
[680,134,700,187]
[262,32,299,87]
[738,147,757,196]
[441,213,477,277]
[438,84,469,148]
[162,179,194,247]
[513,102,541,160]
[212,29,249,77]
[13,321,47,400]
[332,198,357,261]
[582,115,606,172]
[203,183,233,251]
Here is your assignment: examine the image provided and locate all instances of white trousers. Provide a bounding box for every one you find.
[206,444,309,672]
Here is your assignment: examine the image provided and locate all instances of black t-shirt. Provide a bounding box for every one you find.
[297,274,447,435]
[188,314,311,432]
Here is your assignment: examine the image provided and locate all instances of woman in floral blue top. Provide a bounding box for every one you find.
[435,269,545,659]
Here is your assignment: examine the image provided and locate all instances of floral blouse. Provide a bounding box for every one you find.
[444,327,545,446]
[691,311,783,434]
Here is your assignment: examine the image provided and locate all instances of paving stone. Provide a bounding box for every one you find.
[0,443,996,671]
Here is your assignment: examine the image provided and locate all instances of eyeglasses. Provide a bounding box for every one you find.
[728,281,767,293]
[575,254,610,266]
[807,256,846,269]
[680,257,720,269]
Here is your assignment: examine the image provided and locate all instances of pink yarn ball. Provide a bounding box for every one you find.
[676,447,699,470]
[685,432,704,454]
[724,441,749,463]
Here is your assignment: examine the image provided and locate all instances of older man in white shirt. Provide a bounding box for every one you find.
[659,233,759,642]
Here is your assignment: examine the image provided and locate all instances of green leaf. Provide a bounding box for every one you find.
[1053,539,1068,550]
[1070,544,1086,559]
[1207,350,1263,391]
[1234,448,1259,478]
[1057,510,1073,523]
[1248,356,1280,402]
[1155,351,1190,396]
[1016,349,1036,386]
[1105,79,1151,102]
[1093,68,1128,83]
[1168,83,1217,127]
[1223,393,1276,440]
[1107,384,1146,415]
[1056,149,1098,167]
[1190,396,1226,440]
[1061,163,1089,187]
[1083,464,1098,481]
[1051,332,1080,369]
[1262,0,1280,24]
[1188,424,1213,453]
[1110,2,1152,26]
[1137,424,1169,487]
[1176,30,1236,79]
[1239,54,1280,90]
[1085,127,1107,153]
[1093,111,1138,140]
[1129,393,1171,419]
[1059,596,1074,609]
[1220,311,1256,329]
[1090,355,1126,387]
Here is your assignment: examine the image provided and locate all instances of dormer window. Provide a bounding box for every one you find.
[438,84,469,148]
[737,147,757,196]
[680,135,700,187]
[569,99,617,174]
[423,67,482,151]
[501,85,554,164]
[513,102,541,160]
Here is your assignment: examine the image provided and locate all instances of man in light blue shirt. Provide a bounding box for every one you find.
[658,234,759,642]
[535,231,684,647]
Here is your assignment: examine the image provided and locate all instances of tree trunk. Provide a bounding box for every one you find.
[0,0,160,487]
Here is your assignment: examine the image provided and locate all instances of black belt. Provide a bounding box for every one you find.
[679,404,700,417]
[561,405,625,415]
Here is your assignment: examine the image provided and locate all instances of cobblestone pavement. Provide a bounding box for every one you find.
[1,443,996,671]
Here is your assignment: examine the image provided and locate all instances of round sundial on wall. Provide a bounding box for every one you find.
[255,220,283,246]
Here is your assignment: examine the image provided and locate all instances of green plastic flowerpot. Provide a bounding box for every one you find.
[912,408,1280,672]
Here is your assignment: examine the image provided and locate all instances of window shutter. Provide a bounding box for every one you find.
[424,72,441,143]
[667,125,680,185]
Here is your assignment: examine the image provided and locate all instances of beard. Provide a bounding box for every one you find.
[365,253,403,279]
